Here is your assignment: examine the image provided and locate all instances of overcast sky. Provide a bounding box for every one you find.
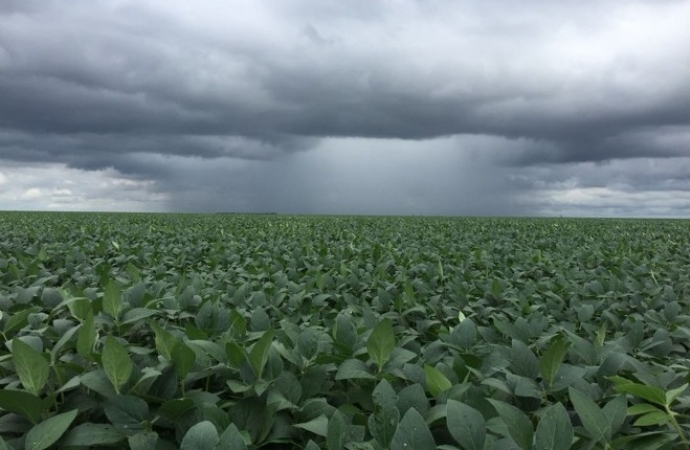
[1,0,689,216]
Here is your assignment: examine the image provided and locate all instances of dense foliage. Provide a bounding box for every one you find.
[1,212,689,449]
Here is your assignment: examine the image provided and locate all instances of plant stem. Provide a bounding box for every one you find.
[666,406,690,449]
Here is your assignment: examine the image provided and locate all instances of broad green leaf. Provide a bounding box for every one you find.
[103,395,149,435]
[335,314,357,350]
[367,319,395,370]
[103,280,123,319]
[225,341,246,369]
[390,408,436,450]
[159,398,196,420]
[128,432,158,450]
[327,410,348,450]
[397,383,429,416]
[65,298,90,322]
[62,423,126,447]
[25,409,78,450]
[534,403,572,450]
[335,359,376,380]
[49,321,82,362]
[633,411,669,427]
[250,307,271,332]
[488,399,533,450]
[602,394,627,436]
[447,399,486,450]
[568,387,610,442]
[180,420,219,450]
[611,432,677,450]
[12,338,50,396]
[425,403,448,425]
[539,336,571,387]
[369,405,399,448]
[305,441,321,450]
[80,368,118,399]
[0,389,44,424]
[172,342,197,379]
[215,423,247,450]
[151,322,178,361]
[372,379,398,408]
[665,383,688,405]
[628,404,663,416]
[510,340,539,379]
[455,318,477,349]
[77,309,96,359]
[248,328,274,379]
[295,415,329,437]
[121,308,158,325]
[102,336,133,394]
[424,364,453,397]
[611,381,667,407]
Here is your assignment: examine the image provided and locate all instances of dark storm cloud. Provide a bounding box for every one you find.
[1,0,690,215]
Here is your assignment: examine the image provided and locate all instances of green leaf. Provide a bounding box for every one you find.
[666,383,688,405]
[121,308,158,325]
[102,336,133,394]
[62,423,126,447]
[103,395,149,435]
[215,423,247,450]
[424,364,453,397]
[12,338,50,396]
[25,409,78,450]
[151,322,178,361]
[225,341,246,369]
[367,319,395,370]
[446,399,486,450]
[568,387,610,442]
[539,336,570,387]
[77,309,96,359]
[65,298,90,322]
[397,383,429,416]
[628,403,663,416]
[305,440,321,450]
[611,379,667,407]
[0,389,44,424]
[369,405,400,448]
[159,398,196,421]
[180,420,219,450]
[172,342,197,379]
[602,394,627,436]
[633,411,670,427]
[80,368,118,399]
[128,432,158,450]
[391,408,436,450]
[335,359,376,380]
[248,328,274,379]
[327,410,349,450]
[103,279,123,319]
[295,415,329,437]
[372,379,398,409]
[534,403,572,450]
[455,317,477,349]
[511,339,539,379]
[50,321,82,362]
[488,399,533,450]
[611,432,677,450]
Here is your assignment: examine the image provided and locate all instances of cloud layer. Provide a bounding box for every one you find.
[1,0,689,215]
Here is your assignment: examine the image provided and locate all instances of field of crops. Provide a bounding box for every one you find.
[0,212,689,450]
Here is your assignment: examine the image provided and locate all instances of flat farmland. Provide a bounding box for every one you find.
[0,213,689,449]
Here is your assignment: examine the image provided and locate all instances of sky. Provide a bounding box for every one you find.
[1,0,689,216]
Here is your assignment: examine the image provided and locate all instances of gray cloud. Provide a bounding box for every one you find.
[1,0,689,215]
